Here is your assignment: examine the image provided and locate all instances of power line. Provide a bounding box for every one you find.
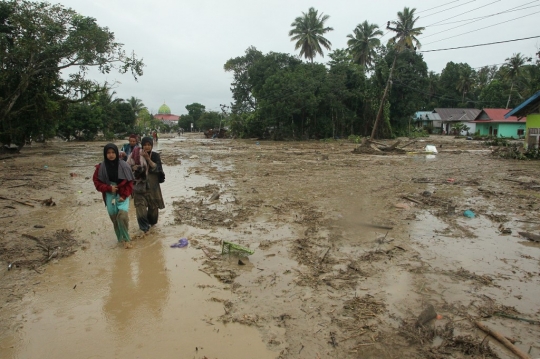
[424,0,502,28]
[427,2,540,27]
[420,0,478,19]
[416,0,462,14]
[423,10,540,45]
[422,1,539,38]
[420,35,540,52]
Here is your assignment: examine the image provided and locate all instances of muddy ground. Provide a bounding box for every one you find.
[0,134,539,359]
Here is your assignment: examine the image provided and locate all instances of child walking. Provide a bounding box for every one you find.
[93,143,135,248]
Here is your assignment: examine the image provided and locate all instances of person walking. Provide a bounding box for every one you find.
[93,143,135,248]
[127,137,165,234]
[119,134,139,161]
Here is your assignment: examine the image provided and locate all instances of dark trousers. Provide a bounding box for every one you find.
[134,193,159,232]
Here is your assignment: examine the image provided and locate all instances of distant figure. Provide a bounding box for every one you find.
[119,134,139,161]
[152,131,158,143]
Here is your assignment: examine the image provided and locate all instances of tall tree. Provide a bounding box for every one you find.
[288,7,333,63]
[346,21,383,68]
[185,103,206,122]
[128,97,146,118]
[371,7,424,139]
[503,53,527,109]
[456,66,474,103]
[0,0,143,147]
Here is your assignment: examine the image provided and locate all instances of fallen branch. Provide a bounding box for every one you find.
[494,312,540,325]
[320,247,331,263]
[0,196,35,207]
[475,321,531,359]
[358,222,393,230]
[398,140,417,149]
[402,196,422,204]
[518,232,540,243]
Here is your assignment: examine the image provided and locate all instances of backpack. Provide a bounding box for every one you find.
[158,171,165,183]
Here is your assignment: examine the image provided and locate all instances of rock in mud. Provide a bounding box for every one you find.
[415,304,437,327]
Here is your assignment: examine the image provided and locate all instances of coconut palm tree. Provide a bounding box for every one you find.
[289,7,333,63]
[370,7,424,139]
[128,96,146,118]
[456,67,474,103]
[503,53,527,109]
[347,21,383,68]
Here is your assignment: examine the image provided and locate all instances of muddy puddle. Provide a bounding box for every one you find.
[0,140,277,359]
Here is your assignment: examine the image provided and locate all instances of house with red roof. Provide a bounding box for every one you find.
[471,109,525,138]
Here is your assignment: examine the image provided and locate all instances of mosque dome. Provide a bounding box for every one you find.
[158,103,171,114]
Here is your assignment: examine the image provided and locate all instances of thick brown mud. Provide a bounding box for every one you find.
[1,134,539,359]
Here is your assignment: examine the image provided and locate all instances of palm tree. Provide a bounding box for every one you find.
[347,21,383,68]
[370,7,424,139]
[456,67,474,103]
[128,96,146,118]
[503,53,527,109]
[289,7,333,63]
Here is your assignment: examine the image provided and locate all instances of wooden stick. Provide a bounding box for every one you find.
[320,247,331,263]
[0,196,35,207]
[402,196,422,204]
[358,222,393,230]
[475,321,531,359]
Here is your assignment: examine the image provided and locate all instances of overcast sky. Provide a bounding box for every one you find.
[59,0,540,115]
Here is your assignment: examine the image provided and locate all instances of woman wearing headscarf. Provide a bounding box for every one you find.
[93,143,135,248]
[127,137,165,234]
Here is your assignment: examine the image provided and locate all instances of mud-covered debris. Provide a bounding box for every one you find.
[415,304,437,327]
[209,191,220,201]
[518,231,540,242]
[41,197,56,206]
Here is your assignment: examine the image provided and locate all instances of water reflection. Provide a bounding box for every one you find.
[103,241,169,339]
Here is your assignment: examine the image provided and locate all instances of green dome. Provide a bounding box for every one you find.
[158,103,171,114]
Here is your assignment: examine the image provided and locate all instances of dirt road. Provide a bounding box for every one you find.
[0,134,539,358]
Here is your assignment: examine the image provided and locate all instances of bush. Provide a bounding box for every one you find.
[347,135,362,143]
[484,136,509,147]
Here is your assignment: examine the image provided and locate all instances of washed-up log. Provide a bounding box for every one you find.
[389,140,402,149]
[358,222,393,230]
[475,321,531,359]
[518,232,540,242]
[0,196,35,207]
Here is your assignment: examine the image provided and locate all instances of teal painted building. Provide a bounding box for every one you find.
[472,109,525,138]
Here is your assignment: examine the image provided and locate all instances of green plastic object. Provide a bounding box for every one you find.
[221,241,254,256]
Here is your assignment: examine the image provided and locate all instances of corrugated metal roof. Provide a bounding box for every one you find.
[434,108,481,122]
[505,90,540,118]
[472,109,522,123]
[414,111,441,121]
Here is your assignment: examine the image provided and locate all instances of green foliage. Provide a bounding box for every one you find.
[484,136,509,146]
[451,122,470,136]
[0,0,143,147]
[495,144,540,160]
[185,103,206,122]
[178,114,194,130]
[288,7,333,62]
[196,111,221,131]
[347,134,362,143]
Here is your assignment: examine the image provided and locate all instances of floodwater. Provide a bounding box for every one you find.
[0,139,276,359]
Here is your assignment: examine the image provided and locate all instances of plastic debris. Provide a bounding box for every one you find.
[222,240,254,256]
[463,209,475,218]
[424,145,438,153]
[171,238,188,248]
[43,165,48,169]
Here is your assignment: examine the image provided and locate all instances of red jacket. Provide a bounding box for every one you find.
[93,164,133,203]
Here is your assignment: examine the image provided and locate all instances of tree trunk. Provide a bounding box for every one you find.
[371,54,397,140]
[506,82,514,109]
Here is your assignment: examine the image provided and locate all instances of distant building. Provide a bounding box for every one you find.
[413,111,442,133]
[154,103,179,126]
[433,108,481,135]
[471,109,525,138]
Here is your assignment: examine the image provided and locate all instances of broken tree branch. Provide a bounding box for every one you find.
[475,321,531,359]
[0,196,34,207]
